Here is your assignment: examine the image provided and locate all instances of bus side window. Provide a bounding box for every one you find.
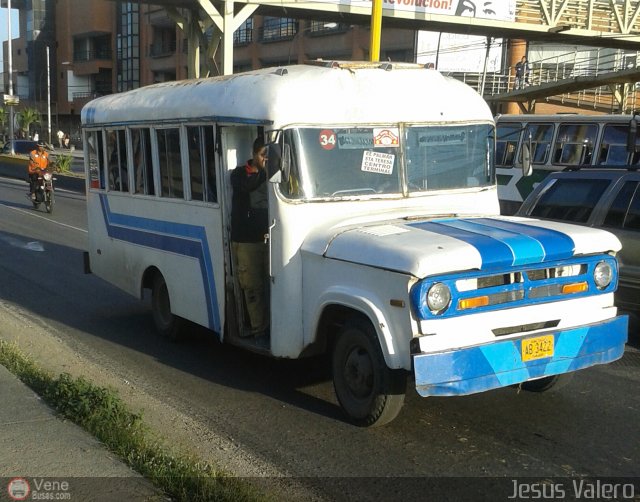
[495,124,521,167]
[187,126,205,201]
[87,130,105,189]
[131,129,142,193]
[107,129,128,192]
[554,124,597,166]
[204,126,217,203]
[598,144,609,164]
[142,129,154,195]
[132,128,154,195]
[553,142,563,163]
[117,130,128,192]
[504,143,516,165]
[186,125,216,202]
[157,128,183,199]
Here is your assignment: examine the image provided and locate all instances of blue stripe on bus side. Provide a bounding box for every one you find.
[99,194,220,332]
[409,218,575,269]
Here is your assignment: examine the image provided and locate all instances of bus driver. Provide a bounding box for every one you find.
[230,137,269,337]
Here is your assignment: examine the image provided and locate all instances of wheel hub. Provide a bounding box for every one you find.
[344,346,374,398]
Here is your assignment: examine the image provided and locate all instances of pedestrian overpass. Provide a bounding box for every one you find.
[488,65,640,113]
[127,0,640,76]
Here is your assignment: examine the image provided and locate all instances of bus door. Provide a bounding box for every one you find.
[183,124,226,337]
[218,126,271,345]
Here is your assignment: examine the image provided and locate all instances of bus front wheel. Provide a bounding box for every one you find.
[151,274,184,341]
[332,318,406,427]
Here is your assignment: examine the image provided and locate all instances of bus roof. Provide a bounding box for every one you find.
[81,62,493,129]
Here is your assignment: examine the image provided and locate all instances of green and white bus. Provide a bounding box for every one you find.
[496,113,640,214]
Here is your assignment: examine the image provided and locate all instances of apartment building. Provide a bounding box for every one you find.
[2,0,416,140]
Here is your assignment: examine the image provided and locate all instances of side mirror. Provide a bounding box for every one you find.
[266,143,282,182]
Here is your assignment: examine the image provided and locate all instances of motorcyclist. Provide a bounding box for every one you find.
[28,142,50,200]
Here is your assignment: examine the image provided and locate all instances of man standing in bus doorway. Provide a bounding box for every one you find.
[231,137,269,337]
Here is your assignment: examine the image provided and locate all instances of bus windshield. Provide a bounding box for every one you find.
[282,124,495,200]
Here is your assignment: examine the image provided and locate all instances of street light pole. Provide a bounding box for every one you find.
[46,45,52,146]
[7,0,15,153]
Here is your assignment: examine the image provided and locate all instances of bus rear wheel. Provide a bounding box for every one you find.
[151,274,184,341]
[332,318,406,427]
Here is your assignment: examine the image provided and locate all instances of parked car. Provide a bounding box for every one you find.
[517,167,640,329]
[2,139,38,155]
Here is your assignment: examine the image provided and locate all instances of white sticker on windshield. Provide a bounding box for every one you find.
[361,150,395,175]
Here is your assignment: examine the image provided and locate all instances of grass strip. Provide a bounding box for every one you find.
[0,340,266,502]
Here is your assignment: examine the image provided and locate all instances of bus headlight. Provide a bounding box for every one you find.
[427,283,451,315]
[593,261,613,290]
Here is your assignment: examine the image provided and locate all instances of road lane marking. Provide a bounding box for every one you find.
[0,175,84,196]
[0,202,87,233]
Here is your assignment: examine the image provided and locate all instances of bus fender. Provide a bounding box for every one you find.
[311,286,405,370]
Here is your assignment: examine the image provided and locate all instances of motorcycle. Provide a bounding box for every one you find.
[30,169,56,214]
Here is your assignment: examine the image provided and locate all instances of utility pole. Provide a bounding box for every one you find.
[8,0,15,153]
[369,0,382,62]
[46,45,51,146]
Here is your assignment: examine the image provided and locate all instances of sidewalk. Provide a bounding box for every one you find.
[0,365,164,501]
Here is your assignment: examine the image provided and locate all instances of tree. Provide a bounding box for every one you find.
[16,107,40,139]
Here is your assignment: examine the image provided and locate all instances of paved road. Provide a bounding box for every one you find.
[0,175,638,501]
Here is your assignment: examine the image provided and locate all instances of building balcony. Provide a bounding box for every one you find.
[148,8,175,28]
[149,40,177,58]
[72,50,113,76]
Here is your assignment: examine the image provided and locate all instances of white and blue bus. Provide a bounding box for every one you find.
[82,62,627,427]
[496,113,640,214]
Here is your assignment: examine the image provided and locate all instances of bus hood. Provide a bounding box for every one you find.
[306,216,622,278]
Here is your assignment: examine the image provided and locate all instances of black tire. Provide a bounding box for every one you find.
[45,192,54,214]
[520,373,573,392]
[151,274,184,341]
[332,318,406,427]
[32,201,40,209]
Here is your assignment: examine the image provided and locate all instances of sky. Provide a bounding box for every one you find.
[0,7,20,59]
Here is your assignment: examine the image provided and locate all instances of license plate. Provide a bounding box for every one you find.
[521,335,554,362]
